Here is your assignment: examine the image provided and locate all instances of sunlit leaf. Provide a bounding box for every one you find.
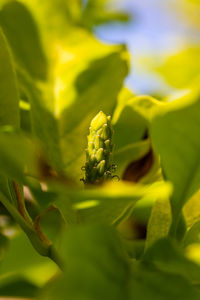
[145,198,172,250]
[54,181,172,226]
[157,47,200,88]
[151,90,200,235]
[56,35,129,181]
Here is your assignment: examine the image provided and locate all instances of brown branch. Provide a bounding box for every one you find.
[34,214,51,246]
[13,181,32,225]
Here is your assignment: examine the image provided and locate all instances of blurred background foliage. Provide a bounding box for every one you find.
[93,0,200,96]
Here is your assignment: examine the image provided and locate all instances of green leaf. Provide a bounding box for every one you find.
[0,28,21,206]
[0,233,9,261]
[112,94,163,177]
[183,221,200,247]
[0,28,19,127]
[143,238,200,284]
[17,68,64,172]
[114,139,151,177]
[0,130,38,183]
[38,224,130,300]
[0,276,38,298]
[157,46,200,89]
[54,181,172,226]
[145,198,172,250]
[0,232,58,284]
[58,38,129,181]
[81,0,130,30]
[38,225,199,300]
[130,262,199,300]
[151,90,200,235]
[0,0,48,80]
[183,189,200,229]
[112,92,148,151]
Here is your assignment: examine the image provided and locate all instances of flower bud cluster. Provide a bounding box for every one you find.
[84,111,114,184]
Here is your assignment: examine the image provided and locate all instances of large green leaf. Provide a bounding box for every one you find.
[145,198,172,250]
[0,28,21,206]
[21,0,129,37]
[151,90,200,235]
[0,28,19,127]
[54,181,172,226]
[130,262,199,300]
[0,232,58,283]
[17,68,64,172]
[143,238,200,284]
[57,36,129,181]
[0,130,38,183]
[38,225,199,300]
[61,224,129,298]
[0,0,48,80]
[38,224,129,300]
[157,46,200,89]
[0,1,63,172]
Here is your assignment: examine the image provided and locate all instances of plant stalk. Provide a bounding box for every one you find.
[0,191,64,270]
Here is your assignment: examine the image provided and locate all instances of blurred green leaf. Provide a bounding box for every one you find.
[130,262,199,300]
[40,208,65,245]
[57,37,129,181]
[143,238,200,284]
[151,90,200,235]
[184,221,200,247]
[0,28,22,207]
[114,140,151,177]
[112,94,163,177]
[0,1,63,172]
[0,130,38,183]
[22,0,130,35]
[145,198,172,250]
[157,47,200,89]
[38,225,199,300]
[54,181,172,226]
[0,232,9,260]
[81,0,130,30]
[183,189,200,229]
[17,68,64,172]
[0,0,48,80]
[38,224,129,300]
[0,231,58,283]
[112,93,148,151]
[0,275,38,297]
[0,27,19,127]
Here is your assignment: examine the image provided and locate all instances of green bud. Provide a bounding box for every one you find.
[105,139,110,150]
[96,148,104,162]
[90,111,107,131]
[83,111,115,185]
[94,135,104,149]
[97,160,105,176]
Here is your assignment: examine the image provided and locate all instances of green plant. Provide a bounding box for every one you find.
[0,1,200,299]
[83,111,115,185]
